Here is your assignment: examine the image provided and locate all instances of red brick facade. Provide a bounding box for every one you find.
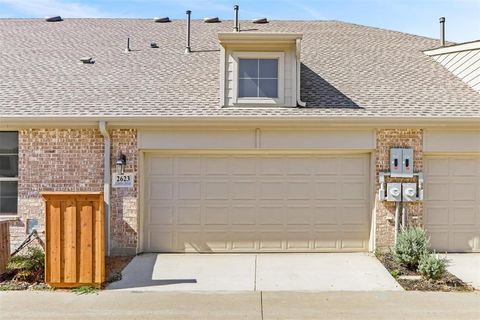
[375,129,424,249]
[11,128,138,255]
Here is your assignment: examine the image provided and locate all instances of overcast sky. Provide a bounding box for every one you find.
[0,0,479,42]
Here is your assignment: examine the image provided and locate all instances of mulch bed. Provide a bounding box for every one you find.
[0,255,134,291]
[377,252,474,292]
[103,255,134,286]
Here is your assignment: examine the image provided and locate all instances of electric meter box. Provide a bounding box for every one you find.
[390,148,414,178]
[386,183,402,202]
[402,183,417,202]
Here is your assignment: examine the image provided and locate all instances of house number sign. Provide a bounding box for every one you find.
[112,173,134,188]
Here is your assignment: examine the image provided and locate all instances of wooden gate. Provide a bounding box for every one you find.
[42,192,105,288]
[0,220,10,275]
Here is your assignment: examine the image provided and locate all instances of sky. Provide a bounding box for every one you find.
[0,0,479,42]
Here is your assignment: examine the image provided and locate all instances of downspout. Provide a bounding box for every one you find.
[296,39,306,107]
[99,121,111,256]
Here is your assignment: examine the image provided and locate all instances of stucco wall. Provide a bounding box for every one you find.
[10,128,138,255]
[375,129,424,250]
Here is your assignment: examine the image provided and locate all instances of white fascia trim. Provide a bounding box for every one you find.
[424,40,480,56]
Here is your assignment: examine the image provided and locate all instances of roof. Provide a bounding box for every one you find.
[1,18,479,121]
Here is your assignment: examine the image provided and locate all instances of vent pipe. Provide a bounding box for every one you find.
[233,4,239,32]
[185,10,192,54]
[125,37,131,53]
[439,17,445,47]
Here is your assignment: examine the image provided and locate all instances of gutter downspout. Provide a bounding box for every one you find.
[99,121,111,256]
[296,39,306,107]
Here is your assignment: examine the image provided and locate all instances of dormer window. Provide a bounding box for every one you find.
[219,32,304,108]
[239,58,278,98]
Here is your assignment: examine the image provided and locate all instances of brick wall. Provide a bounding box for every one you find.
[109,129,138,255]
[11,129,104,250]
[375,129,423,250]
[11,128,138,255]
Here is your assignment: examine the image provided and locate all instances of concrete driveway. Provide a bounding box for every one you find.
[107,253,402,292]
[447,254,480,289]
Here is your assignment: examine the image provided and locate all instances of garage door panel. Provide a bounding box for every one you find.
[452,207,477,225]
[177,206,201,225]
[258,206,284,225]
[259,232,284,250]
[314,181,340,200]
[149,157,173,175]
[149,206,174,225]
[312,206,338,225]
[312,157,339,175]
[425,156,480,252]
[176,157,202,175]
[425,158,449,176]
[287,181,312,199]
[286,232,311,250]
[341,157,368,176]
[341,182,367,200]
[260,182,285,200]
[145,153,370,252]
[205,157,229,175]
[451,159,478,176]
[426,182,449,201]
[231,232,257,250]
[340,205,369,225]
[177,182,201,200]
[286,206,312,225]
[425,205,449,226]
[150,181,174,200]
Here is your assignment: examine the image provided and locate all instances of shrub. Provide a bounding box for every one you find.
[418,253,447,280]
[393,227,430,270]
[7,247,45,283]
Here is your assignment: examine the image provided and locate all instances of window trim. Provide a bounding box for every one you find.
[0,131,18,217]
[232,52,285,106]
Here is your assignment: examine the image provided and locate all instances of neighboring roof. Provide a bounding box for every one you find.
[424,40,480,93]
[1,18,479,120]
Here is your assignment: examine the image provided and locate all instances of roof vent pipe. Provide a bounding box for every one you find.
[125,37,131,53]
[185,10,191,54]
[439,17,446,47]
[233,4,239,32]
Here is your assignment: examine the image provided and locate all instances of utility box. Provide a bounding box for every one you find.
[390,148,414,178]
[387,183,402,202]
[402,183,417,202]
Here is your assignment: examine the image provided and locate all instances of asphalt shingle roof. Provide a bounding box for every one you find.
[1,18,479,119]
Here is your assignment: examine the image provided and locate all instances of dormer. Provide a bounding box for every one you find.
[218,32,304,108]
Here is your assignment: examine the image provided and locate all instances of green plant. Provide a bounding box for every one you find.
[418,253,447,280]
[390,270,400,279]
[7,247,45,282]
[393,227,430,270]
[374,248,383,259]
[72,286,99,295]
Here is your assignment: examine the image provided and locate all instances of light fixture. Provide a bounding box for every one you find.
[116,152,126,174]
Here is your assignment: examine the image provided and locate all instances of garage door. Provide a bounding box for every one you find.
[425,155,480,252]
[144,153,370,252]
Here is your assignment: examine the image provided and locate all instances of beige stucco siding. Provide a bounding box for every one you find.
[424,130,480,153]
[138,129,375,150]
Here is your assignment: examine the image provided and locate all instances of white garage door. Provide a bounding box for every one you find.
[425,155,480,252]
[144,153,371,252]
